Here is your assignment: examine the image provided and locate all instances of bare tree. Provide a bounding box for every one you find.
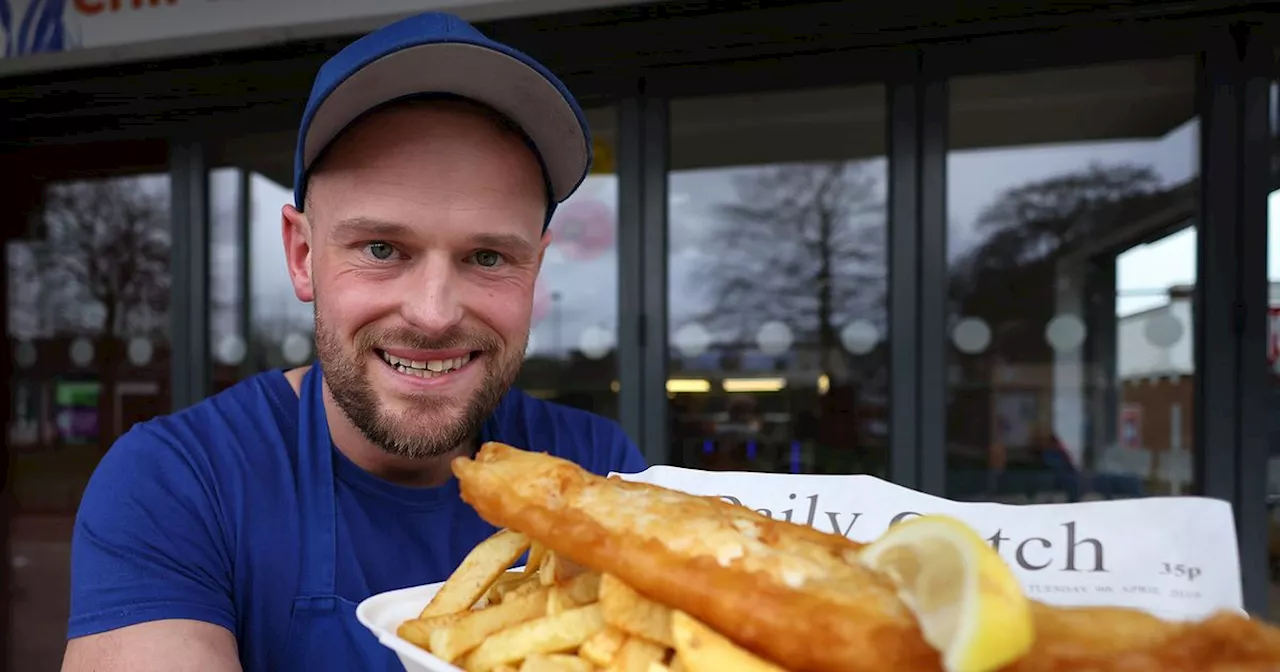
[32,177,171,451]
[39,178,171,339]
[950,162,1162,312]
[6,241,44,339]
[688,161,886,371]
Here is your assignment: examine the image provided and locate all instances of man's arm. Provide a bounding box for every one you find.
[62,620,241,672]
[62,424,240,671]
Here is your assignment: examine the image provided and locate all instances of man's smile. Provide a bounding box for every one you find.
[375,348,480,381]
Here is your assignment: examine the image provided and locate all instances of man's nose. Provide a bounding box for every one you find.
[401,255,464,335]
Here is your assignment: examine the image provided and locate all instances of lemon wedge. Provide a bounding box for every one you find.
[859,515,1034,672]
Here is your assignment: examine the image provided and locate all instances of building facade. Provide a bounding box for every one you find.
[2,0,1280,669]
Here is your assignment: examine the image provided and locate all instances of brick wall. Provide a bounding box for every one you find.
[1120,375,1194,454]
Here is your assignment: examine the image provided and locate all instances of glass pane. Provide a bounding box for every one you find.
[667,85,889,474]
[250,170,316,373]
[209,167,248,391]
[6,153,172,670]
[207,129,312,384]
[516,106,620,417]
[207,108,621,418]
[945,57,1200,504]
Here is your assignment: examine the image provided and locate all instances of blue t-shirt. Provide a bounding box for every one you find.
[67,369,646,670]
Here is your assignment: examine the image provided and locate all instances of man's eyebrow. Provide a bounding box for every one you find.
[329,219,537,255]
[329,217,414,240]
[469,233,537,255]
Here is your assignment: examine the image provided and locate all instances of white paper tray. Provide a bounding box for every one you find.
[357,570,531,672]
[356,580,459,672]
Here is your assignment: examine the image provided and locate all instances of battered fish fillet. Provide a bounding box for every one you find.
[1008,603,1280,672]
[453,442,937,672]
[451,442,1280,672]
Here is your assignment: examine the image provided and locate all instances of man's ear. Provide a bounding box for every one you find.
[537,230,553,272]
[282,204,315,303]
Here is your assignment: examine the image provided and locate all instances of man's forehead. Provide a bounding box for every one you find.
[305,101,548,209]
[307,98,542,186]
[306,181,545,232]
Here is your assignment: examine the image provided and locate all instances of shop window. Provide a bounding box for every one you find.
[516,107,621,418]
[667,85,889,475]
[5,151,172,670]
[944,57,1200,504]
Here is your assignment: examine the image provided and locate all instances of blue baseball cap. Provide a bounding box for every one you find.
[293,11,592,216]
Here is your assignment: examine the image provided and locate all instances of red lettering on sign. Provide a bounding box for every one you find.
[73,0,104,14]
[75,0,177,15]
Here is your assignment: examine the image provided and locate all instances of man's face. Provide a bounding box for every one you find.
[282,101,550,460]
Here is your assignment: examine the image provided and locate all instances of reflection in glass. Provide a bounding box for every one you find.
[247,171,316,373]
[668,86,889,474]
[206,109,621,417]
[945,58,1199,504]
[7,170,172,670]
[209,167,247,392]
[207,129,315,386]
[516,106,620,418]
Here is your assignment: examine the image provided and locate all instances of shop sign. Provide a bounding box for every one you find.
[0,0,643,73]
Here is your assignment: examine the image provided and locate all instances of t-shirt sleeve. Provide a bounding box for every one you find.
[68,423,235,639]
[606,423,648,475]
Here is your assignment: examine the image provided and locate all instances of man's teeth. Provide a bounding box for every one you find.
[380,352,472,378]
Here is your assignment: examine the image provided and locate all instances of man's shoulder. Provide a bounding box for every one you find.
[69,372,300,647]
[495,388,645,474]
[498,387,626,436]
[112,370,297,471]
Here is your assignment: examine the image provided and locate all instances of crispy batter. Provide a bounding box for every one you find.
[452,442,1280,672]
[454,443,938,671]
[1009,603,1280,672]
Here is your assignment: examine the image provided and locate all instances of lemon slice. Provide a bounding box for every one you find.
[859,515,1034,672]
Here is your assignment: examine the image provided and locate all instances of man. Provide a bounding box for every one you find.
[61,12,646,672]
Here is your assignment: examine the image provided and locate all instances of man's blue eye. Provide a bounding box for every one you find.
[474,250,502,267]
[367,242,395,260]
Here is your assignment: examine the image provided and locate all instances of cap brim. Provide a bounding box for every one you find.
[301,41,589,203]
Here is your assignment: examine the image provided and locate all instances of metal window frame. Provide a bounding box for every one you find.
[1235,24,1273,621]
[169,139,212,410]
[618,96,644,450]
[237,168,255,380]
[1199,30,1242,512]
[887,56,949,492]
[639,96,671,465]
[1195,21,1275,619]
[618,86,670,464]
[1239,37,1269,619]
[887,74,923,490]
[919,71,949,496]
